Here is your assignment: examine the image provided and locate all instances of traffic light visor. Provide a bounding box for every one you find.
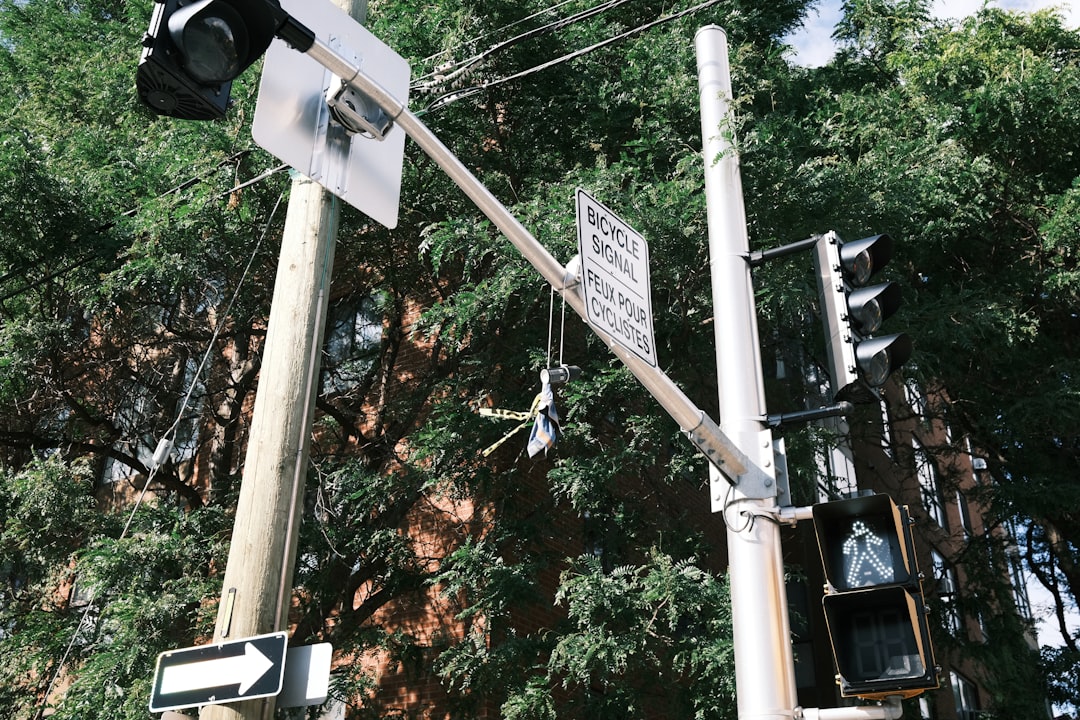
[839,234,892,287]
[847,282,902,335]
[169,0,249,83]
[168,0,281,84]
[854,333,912,388]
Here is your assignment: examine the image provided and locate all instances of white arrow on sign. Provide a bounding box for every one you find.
[150,631,287,713]
[159,641,274,696]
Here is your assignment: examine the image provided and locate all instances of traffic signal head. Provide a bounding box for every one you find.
[846,283,901,336]
[814,232,912,403]
[812,494,938,699]
[137,0,285,119]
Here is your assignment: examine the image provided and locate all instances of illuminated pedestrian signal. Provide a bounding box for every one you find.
[813,232,912,403]
[812,494,938,699]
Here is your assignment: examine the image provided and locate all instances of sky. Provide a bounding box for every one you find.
[785,0,1080,66]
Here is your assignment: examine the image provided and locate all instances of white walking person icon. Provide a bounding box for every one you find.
[842,519,894,588]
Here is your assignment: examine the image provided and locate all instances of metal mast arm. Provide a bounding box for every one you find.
[302,35,768,489]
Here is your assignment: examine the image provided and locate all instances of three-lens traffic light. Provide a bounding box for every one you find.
[812,494,938,699]
[813,232,912,403]
[136,0,288,119]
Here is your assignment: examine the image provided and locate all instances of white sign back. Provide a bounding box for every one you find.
[278,642,333,708]
[576,189,657,367]
[252,0,410,229]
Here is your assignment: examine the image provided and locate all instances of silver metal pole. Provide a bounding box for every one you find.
[696,24,798,720]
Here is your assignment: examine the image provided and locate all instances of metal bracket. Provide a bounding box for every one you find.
[796,695,904,720]
[326,70,393,140]
[766,401,854,430]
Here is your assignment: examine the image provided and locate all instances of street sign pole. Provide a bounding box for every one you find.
[696,24,798,720]
[200,4,367,720]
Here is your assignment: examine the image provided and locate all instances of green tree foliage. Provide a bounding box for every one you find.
[0,457,228,718]
[544,552,735,720]
[1,0,1078,718]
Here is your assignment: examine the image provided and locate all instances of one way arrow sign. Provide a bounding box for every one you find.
[149,632,287,713]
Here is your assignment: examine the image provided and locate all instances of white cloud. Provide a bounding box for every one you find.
[933,0,1078,26]
[785,0,1079,67]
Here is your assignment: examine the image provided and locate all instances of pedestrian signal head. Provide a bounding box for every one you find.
[812,494,939,699]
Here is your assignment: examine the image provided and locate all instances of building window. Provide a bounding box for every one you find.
[582,510,620,572]
[1008,549,1033,621]
[905,378,928,421]
[951,671,981,720]
[955,490,975,537]
[283,697,345,720]
[69,576,96,608]
[975,608,990,643]
[101,383,154,483]
[101,358,203,484]
[932,550,962,637]
[914,440,947,529]
[787,577,817,690]
[321,294,382,395]
[879,398,894,457]
[815,440,858,502]
[971,456,988,482]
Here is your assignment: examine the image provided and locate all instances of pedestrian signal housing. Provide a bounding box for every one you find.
[812,494,939,699]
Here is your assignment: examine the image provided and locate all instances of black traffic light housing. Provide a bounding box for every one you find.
[812,494,939,699]
[814,232,912,403]
[137,0,290,119]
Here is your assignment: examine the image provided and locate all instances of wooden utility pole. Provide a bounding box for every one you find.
[200,4,366,720]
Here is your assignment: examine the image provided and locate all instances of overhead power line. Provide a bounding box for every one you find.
[415,0,583,71]
[412,0,635,92]
[423,0,727,112]
[0,157,289,305]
